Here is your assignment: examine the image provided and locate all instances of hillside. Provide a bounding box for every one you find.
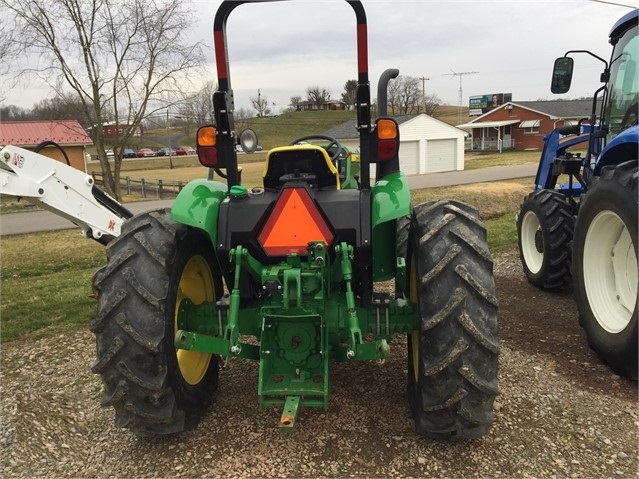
[149,106,471,152]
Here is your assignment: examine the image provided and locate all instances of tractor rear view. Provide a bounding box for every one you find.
[517,9,638,379]
[91,0,499,440]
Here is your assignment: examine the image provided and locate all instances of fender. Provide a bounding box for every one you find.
[594,125,639,175]
[371,171,411,281]
[171,178,228,245]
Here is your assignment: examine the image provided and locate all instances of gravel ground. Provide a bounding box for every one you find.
[1,249,637,478]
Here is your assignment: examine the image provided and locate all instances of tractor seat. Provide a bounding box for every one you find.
[263,145,340,190]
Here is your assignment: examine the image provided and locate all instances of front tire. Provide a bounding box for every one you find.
[91,209,223,436]
[407,200,500,440]
[573,161,638,379]
[517,190,574,291]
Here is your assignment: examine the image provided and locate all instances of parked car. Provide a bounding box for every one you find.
[156,147,177,157]
[136,148,155,158]
[176,146,196,156]
[235,144,263,153]
[123,148,137,158]
[105,149,115,159]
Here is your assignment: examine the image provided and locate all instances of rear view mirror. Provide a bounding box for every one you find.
[238,128,258,154]
[551,57,574,94]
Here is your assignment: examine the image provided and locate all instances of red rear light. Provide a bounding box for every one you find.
[197,126,218,167]
[198,147,218,167]
[258,187,334,256]
[377,140,398,161]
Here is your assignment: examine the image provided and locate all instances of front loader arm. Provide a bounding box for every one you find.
[0,145,131,244]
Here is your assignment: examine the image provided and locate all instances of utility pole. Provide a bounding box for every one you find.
[419,76,430,113]
[166,109,173,170]
[441,70,479,125]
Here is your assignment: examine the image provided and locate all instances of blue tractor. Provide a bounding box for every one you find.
[517,9,638,379]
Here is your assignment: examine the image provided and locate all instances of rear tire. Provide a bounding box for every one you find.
[517,190,574,291]
[396,215,410,260]
[573,161,638,380]
[407,200,500,440]
[91,209,223,436]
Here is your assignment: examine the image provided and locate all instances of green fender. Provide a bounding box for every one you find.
[170,179,228,245]
[371,171,411,282]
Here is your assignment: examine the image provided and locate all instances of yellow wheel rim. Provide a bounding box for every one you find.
[175,255,216,385]
[409,254,419,382]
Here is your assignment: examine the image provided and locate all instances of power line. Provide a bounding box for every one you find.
[586,0,635,8]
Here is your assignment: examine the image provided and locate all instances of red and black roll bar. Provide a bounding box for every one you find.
[211,0,373,189]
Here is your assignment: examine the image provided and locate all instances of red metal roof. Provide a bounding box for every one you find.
[0,120,93,147]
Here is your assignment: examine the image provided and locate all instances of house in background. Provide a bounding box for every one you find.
[293,99,347,111]
[457,99,598,151]
[0,120,93,171]
[323,113,468,175]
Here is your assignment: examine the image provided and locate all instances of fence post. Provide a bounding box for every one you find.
[126,177,131,195]
[158,179,163,199]
[141,178,146,198]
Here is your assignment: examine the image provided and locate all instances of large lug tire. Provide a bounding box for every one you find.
[517,190,574,291]
[91,209,223,436]
[407,200,500,440]
[396,214,411,260]
[573,161,638,380]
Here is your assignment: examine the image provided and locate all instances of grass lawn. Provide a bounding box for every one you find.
[107,148,538,194]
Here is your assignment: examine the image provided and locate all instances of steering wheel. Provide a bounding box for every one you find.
[289,134,344,163]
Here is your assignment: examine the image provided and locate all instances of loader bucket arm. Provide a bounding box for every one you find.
[212,0,373,189]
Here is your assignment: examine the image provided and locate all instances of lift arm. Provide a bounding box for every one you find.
[0,145,132,244]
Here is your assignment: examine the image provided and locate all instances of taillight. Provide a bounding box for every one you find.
[377,139,398,161]
[197,125,218,167]
[376,119,397,139]
[373,118,399,162]
[258,187,334,256]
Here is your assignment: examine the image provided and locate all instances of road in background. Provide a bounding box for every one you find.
[0,163,537,236]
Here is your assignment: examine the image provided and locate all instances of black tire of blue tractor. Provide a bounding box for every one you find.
[517,190,574,291]
[407,200,500,441]
[572,161,638,380]
[90,209,223,436]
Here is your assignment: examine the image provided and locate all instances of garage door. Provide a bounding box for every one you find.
[426,139,456,173]
[399,140,419,175]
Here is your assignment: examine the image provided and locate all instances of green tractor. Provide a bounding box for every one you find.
[91,0,499,440]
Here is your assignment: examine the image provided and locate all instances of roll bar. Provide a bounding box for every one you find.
[211,0,373,188]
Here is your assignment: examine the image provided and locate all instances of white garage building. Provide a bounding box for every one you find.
[323,113,468,175]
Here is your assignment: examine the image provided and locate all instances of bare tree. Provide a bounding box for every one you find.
[289,96,302,111]
[306,86,331,110]
[387,75,423,115]
[0,3,19,104]
[179,81,217,134]
[341,80,357,110]
[233,107,253,132]
[0,104,30,121]
[250,90,271,117]
[30,93,92,125]
[423,93,442,117]
[2,0,205,199]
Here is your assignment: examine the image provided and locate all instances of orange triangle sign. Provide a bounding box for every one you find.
[259,187,334,256]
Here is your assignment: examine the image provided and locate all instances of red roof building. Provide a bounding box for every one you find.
[0,120,93,171]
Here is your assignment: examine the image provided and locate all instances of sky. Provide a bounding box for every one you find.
[2,0,637,118]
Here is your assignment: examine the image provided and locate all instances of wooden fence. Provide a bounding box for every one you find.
[91,173,185,199]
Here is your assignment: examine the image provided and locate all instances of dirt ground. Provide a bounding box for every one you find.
[1,249,637,478]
